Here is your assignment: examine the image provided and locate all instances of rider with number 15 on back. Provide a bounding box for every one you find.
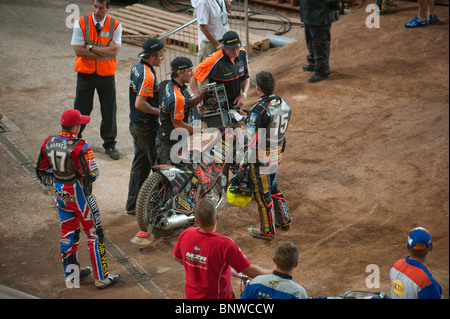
[237,71,292,241]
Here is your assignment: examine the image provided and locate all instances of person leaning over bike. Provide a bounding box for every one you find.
[156,57,204,165]
[235,71,292,241]
[189,31,250,110]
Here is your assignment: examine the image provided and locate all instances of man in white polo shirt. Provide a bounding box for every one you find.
[195,0,231,63]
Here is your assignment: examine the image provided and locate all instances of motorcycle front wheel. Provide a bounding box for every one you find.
[135,172,172,237]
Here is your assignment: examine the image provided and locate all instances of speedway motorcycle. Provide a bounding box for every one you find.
[132,83,247,244]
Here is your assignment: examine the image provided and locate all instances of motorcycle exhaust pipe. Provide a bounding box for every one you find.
[160,214,195,230]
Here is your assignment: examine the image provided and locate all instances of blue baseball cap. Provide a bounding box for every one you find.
[408,227,432,250]
[170,56,193,72]
[138,38,164,58]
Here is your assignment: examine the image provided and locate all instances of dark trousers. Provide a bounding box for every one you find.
[155,136,187,166]
[304,23,332,76]
[126,122,158,211]
[74,72,117,150]
[156,136,173,166]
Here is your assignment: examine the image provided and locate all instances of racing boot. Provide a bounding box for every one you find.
[80,267,92,280]
[377,0,397,15]
[95,274,121,289]
[273,200,291,231]
[275,219,292,231]
[248,226,274,241]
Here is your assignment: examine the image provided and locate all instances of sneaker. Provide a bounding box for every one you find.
[248,226,274,241]
[428,14,438,25]
[302,64,314,72]
[105,147,120,160]
[404,16,427,28]
[95,274,121,289]
[125,209,136,215]
[80,267,92,280]
[308,73,329,83]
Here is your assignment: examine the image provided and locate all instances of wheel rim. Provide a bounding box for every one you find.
[146,179,171,229]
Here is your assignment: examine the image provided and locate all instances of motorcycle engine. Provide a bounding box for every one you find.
[202,83,231,129]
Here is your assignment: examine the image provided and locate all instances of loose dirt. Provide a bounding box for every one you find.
[0,0,448,300]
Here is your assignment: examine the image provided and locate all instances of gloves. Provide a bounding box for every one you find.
[229,109,246,122]
[36,168,54,187]
[234,165,246,181]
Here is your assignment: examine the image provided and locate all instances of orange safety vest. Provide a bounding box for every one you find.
[74,13,119,76]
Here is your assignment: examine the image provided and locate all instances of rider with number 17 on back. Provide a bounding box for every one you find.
[36,109,120,288]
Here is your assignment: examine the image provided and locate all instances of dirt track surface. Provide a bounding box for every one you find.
[0,0,448,300]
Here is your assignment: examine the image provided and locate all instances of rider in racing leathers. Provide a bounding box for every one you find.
[36,109,120,288]
[236,71,292,241]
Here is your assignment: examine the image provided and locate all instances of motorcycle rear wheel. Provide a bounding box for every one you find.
[135,172,172,237]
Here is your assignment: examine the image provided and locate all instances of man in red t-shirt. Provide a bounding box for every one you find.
[174,198,272,299]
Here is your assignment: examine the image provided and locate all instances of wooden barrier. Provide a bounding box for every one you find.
[109,3,271,54]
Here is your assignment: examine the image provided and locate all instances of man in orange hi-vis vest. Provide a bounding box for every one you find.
[71,0,122,160]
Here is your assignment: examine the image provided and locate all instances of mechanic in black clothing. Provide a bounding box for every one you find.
[299,0,341,83]
[125,38,165,215]
[190,31,250,110]
[156,57,205,165]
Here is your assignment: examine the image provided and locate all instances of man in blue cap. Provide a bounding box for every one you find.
[389,227,442,299]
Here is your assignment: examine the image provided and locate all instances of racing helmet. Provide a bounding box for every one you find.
[226,178,253,207]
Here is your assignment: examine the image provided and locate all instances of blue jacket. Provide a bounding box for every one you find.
[241,271,308,299]
[390,257,442,299]
[299,0,340,25]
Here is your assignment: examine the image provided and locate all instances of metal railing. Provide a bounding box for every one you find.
[155,0,250,82]
[156,18,198,81]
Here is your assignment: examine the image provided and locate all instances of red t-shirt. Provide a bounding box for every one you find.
[173,227,251,299]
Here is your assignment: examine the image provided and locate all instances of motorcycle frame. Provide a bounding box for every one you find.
[152,127,235,215]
